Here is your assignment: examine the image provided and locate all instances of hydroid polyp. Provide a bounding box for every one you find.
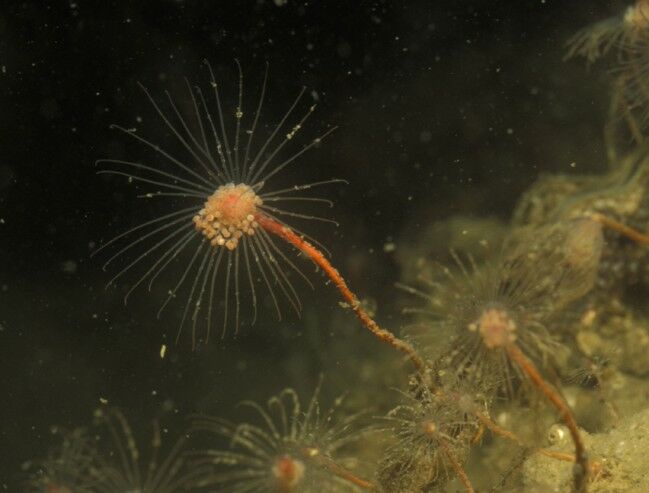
[95,60,426,375]
[27,409,200,493]
[564,1,649,65]
[88,407,201,492]
[94,60,340,344]
[401,219,604,491]
[379,384,477,493]
[26,427,97,493]
[566,1,649,145]
[190,381,375,492]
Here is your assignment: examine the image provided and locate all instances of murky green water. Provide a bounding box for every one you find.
[3,2,648,492]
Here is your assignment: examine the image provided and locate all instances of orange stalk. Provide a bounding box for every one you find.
[302,448,376,490]
[590,212,649,245]
[474,410,593,466]
[506,343,588,492]
[439,439,475,493]
[256,213,427,376]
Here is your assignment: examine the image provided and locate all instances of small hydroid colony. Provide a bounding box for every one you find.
[37,17,649,490]
[565,0,649,64]
[398,219,609,491]
[191,382,373,492]
[91,62,620,492]
[566,0,649,149]
[379,384,478,492]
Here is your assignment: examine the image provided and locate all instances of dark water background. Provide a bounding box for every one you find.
[0,0,616,488]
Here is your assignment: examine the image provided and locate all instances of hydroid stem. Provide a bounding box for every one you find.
[589,212,649,245]
[302,447,377,490]
[438,439,475,493]
[506,343,589,492]
[256,213,427,376]
[474,410,600,469]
